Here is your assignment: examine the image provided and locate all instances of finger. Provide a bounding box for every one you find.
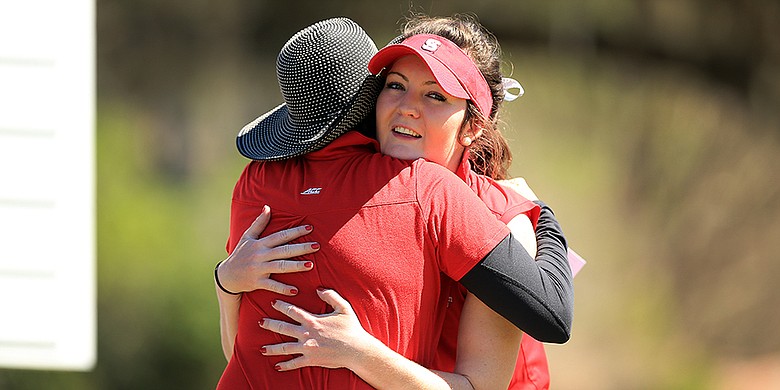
[259,317,303,339]
[262,258,316,276]
[273,355,310,371]
[271,299,315,324]
[260,225,315,248]
[255,278,301,296]
[243,205,272,240]
[262,242,320,262]
[316,288,354,315]
[260,341,303,357]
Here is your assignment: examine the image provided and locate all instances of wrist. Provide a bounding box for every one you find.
[349,333,392,375]
[214,260,240,295]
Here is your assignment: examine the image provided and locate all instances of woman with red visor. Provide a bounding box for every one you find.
[216,15,579,389]
[259,16,584,389]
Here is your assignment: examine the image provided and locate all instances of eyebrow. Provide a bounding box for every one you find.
[386,70,439,86]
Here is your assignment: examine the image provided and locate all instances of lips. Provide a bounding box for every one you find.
[392,126,421,138]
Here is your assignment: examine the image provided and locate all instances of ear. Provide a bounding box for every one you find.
[459,123,483,147]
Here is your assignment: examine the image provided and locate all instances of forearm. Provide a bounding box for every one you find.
[534,201,570,284]
[216,283,242,361]
[261,288,476,389]
[453,293,522,390]
[360,293,523,390]
[348,335,472,390]
[460,203,574,343]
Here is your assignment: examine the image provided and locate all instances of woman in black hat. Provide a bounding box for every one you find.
[249,15,578,390]
[215,16,574,390]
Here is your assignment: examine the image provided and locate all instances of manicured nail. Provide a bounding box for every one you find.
[271,300,277,306]
[316,287,326,293]
[304,225,313,231]
[260,347,267,354]
[311,243,320,250]
[258,319,266,327]
[304,261,314,268]
[274,365,282,371]
[290,288,298,295]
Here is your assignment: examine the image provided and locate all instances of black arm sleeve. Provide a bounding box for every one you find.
[459,201,574,343]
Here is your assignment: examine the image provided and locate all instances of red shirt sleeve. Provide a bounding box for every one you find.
[499,191,540,229]
[412,160,510,281]
[466,172,541,228]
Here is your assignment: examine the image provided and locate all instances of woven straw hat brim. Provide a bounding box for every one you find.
[236,103,340,161]
[236,75,382,161]
[235,17,379,161]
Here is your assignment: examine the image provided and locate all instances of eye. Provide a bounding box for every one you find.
[385,81,405,91]
[426,91,446,102]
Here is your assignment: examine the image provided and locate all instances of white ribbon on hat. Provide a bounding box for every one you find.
[502,77,525,101]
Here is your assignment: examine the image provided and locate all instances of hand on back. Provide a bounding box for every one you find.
[216,205,319,296]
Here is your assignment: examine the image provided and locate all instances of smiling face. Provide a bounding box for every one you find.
[375,55,472,172]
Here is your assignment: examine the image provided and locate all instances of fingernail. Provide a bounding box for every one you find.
[316,287,326,293]
[290,288,298,295]
[311,243,320,250]
[304,225,313,231]
[258,319,266,327]
[271,300,277,306]
[274,365,282,371]
[260,347,267,354]
[304,261,313,268]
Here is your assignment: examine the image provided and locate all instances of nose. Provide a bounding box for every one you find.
[397,93,421,119]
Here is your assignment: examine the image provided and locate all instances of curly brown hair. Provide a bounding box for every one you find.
[399,13,513,180]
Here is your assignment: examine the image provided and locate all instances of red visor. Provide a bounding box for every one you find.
[368,34,493,117]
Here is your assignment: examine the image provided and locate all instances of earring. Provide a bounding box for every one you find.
[461,135,473,146]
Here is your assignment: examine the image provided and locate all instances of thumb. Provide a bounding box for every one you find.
[316,288,354,315]
[243,205,271,240]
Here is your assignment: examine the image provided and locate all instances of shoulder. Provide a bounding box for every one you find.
[466,172,540,225]
[408,160,480,204]
[411,159,465,185]
[232,160,268,203]
[235,159,289,183]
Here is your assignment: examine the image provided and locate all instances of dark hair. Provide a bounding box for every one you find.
[400,13,512,180]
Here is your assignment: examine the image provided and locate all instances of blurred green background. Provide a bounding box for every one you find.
[2,0,780,389]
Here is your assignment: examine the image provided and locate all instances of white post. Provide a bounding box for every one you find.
[0,0,96,371]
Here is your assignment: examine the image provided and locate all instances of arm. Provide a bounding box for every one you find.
[260,293,516,390]
[507,211,537,257]
[500,177,587,277]
[261,290,462,389]
[415,166,572,342]
[216,285,242,360]
[450,294,522,389]
[460,201,574,343]
[259,214,538,389]
[215,205,320,361]
[447,214,534,389]
[344,292,521,389]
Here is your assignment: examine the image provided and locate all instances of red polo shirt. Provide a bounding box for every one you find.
[431,154,551,389]
[217,131,510,389]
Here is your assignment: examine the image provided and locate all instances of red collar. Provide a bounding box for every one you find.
[305,131,380,160]
[454,149,472,185]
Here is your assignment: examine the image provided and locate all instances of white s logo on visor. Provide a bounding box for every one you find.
[421,38,441,53]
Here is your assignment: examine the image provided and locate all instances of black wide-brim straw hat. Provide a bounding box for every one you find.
[237,18,381,161]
